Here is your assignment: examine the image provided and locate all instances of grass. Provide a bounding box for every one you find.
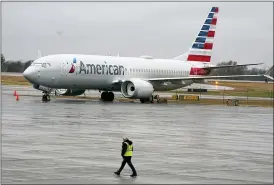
[1,75,31,86]
[168,81,274,98]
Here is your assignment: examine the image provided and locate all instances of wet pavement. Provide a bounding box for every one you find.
[1,85,273,184]
[1,85,272,101]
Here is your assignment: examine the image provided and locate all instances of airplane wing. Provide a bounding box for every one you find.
[203,63,263,70]
[111,66,273,85]
[147,74,267,83]
[111,74,268,85]
[147,64,273,82]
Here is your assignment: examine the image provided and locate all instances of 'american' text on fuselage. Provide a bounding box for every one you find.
[79,61,125,75]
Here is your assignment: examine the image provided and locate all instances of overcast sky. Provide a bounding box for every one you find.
[2,1,273,68]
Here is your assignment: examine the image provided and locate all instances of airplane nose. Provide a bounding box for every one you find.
[23,67,36,83]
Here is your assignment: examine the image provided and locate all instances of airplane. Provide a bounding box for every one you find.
[23,7,272,103]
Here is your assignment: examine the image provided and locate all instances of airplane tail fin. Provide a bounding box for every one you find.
[174,7,219,63]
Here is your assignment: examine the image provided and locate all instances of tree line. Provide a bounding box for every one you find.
[1,54,33,73]
[1,54,272,81]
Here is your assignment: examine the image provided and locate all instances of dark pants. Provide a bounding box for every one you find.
[117,156,137,175]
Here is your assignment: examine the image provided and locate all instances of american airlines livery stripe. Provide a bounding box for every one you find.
[191,43,213,50]
[189,49,212,56]
[211,7,219,12]
[187,55,211,62]
[204,18,217,25]
[207,31,215,37]
[198,30,215,38]
[187,6,218,62]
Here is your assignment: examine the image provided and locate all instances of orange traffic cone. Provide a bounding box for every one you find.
[13,90,17,96]
[16,94,19,101]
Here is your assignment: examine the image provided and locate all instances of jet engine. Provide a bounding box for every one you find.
[121,79,154,99]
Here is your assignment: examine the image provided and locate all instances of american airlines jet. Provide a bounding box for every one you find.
[23,7,271,103]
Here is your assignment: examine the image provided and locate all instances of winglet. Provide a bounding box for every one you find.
[263,65,274,80]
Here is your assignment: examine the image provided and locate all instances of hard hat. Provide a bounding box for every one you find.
[123,137,129,141]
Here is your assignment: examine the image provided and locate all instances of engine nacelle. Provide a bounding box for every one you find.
[121,79,154,99]
[56,89,86,96]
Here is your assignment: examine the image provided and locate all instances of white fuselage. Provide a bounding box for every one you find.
[23,54,204,91]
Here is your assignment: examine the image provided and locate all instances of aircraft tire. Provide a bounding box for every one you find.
[42,94,50,102]
[107,92,114,102]
[140,96,153,104]
[149,95,154,103]
[101,92,107,101]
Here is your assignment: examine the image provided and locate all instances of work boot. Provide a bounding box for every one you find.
[130,173,137,177]
[114,171,120,176]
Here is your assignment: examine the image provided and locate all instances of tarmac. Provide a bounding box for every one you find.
[1,85,273,184]
[1,85,272,101]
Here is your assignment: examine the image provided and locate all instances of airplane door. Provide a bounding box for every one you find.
[61,62,67,76]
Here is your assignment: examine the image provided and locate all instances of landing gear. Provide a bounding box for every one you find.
[42,94,50,102]
[101,91,114,102]
[140,95,154,104]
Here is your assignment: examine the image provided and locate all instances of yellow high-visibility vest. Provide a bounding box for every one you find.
[124,142,133,156]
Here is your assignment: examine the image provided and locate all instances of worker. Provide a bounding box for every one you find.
[114,137,137,177]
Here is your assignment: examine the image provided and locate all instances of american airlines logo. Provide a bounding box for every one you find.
[78,61,125,75]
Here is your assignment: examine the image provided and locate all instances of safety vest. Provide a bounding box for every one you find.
[124,142,133,156]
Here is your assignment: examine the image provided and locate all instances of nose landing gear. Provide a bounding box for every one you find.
[42,92,51,102]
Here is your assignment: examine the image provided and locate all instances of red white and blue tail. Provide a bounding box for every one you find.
[186,7,219,64]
